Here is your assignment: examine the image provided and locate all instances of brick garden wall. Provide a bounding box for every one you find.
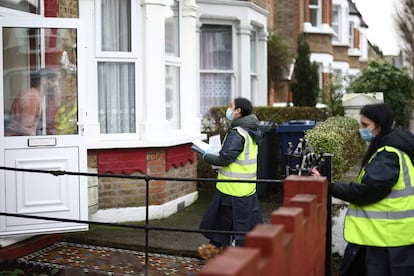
[200,175,328,276]
[87,144,197,209]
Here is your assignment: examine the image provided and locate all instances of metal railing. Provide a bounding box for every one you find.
[0,153,332,275]
[0,166,282,264]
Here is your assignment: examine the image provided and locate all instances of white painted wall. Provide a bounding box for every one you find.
[331,203,348,256]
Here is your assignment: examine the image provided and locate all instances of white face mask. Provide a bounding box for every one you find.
[359,127,376,142]
[226,108,234,121]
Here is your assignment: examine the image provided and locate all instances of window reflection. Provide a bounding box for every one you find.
[0,0,40,14]
[0,1,79,18]
[3,27,78,136]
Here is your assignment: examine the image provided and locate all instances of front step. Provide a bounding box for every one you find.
[0,234,63,261]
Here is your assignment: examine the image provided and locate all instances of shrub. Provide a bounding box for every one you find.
[267,34,294,84]
[305,116,366,181]
[289,33,320,107]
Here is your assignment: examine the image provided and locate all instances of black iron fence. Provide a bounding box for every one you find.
[0,166,282,264]
[0,153,332,275]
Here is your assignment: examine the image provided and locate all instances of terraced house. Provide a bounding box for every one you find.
[267,0,380,103]
[0,0,376,246]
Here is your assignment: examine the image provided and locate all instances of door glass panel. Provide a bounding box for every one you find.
[0,1,40,14]
[0,1,79,18]
[3,27,78,136]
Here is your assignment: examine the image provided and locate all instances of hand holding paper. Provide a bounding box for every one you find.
[191,134,221,156]
[191,139,210,155]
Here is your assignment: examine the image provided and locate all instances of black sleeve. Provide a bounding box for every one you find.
[203,130,244,166]
[330,151,399,206]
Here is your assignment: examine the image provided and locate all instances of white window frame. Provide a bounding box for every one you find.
[94,0,140,139]
[250,29,257,76]
[199,23,234,115]
[309,0,322,27]
[332,5,340,43]
[95,0,138,58]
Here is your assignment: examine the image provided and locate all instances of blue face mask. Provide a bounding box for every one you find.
[359,128,376,142]
[226,108,234,121]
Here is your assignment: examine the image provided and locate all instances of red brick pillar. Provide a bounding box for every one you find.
[200,247,261,276]
[147,149,167,205]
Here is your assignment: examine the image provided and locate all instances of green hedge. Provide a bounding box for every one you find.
[304,116,366,181]
[198,106,331,183]
[198,106,366,184]
[202,106,330,137]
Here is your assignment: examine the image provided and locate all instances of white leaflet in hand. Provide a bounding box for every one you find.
[192,139,210,152]
[208,135,221,155]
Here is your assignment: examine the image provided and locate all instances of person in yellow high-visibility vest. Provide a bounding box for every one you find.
[198,97,264,257]
[329,103,414,276]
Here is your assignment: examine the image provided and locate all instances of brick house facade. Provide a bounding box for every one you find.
[261,0,378,104]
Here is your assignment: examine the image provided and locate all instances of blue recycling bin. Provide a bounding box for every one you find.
[275,120,317,174]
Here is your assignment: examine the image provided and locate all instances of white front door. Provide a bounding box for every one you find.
[0,13,88,241]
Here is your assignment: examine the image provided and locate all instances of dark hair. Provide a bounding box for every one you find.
[360,103,395,168]
[360,103,394,136]
[234,97,253,117]
[30,71,41,87]
[30,68,57,88]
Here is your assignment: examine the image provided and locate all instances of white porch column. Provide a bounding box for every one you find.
[180,0,201,135]
[237,24,251,99]
[140,0,171,141]
[256,29,268,106]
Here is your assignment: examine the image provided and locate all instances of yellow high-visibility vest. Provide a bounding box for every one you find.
[344,146,414,246]
[216,127,258,197]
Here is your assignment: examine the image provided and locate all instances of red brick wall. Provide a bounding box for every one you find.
[273,0,304,50]
[88,144,197,209]
[200,175,328,276]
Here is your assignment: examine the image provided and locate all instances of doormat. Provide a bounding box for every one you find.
[17,241,205,275]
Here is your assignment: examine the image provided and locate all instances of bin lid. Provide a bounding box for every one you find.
[285,120,316,125]
[258,121,277,132]
[275,120,316,133]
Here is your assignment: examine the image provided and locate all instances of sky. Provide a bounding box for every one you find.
[353,0,401,55]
